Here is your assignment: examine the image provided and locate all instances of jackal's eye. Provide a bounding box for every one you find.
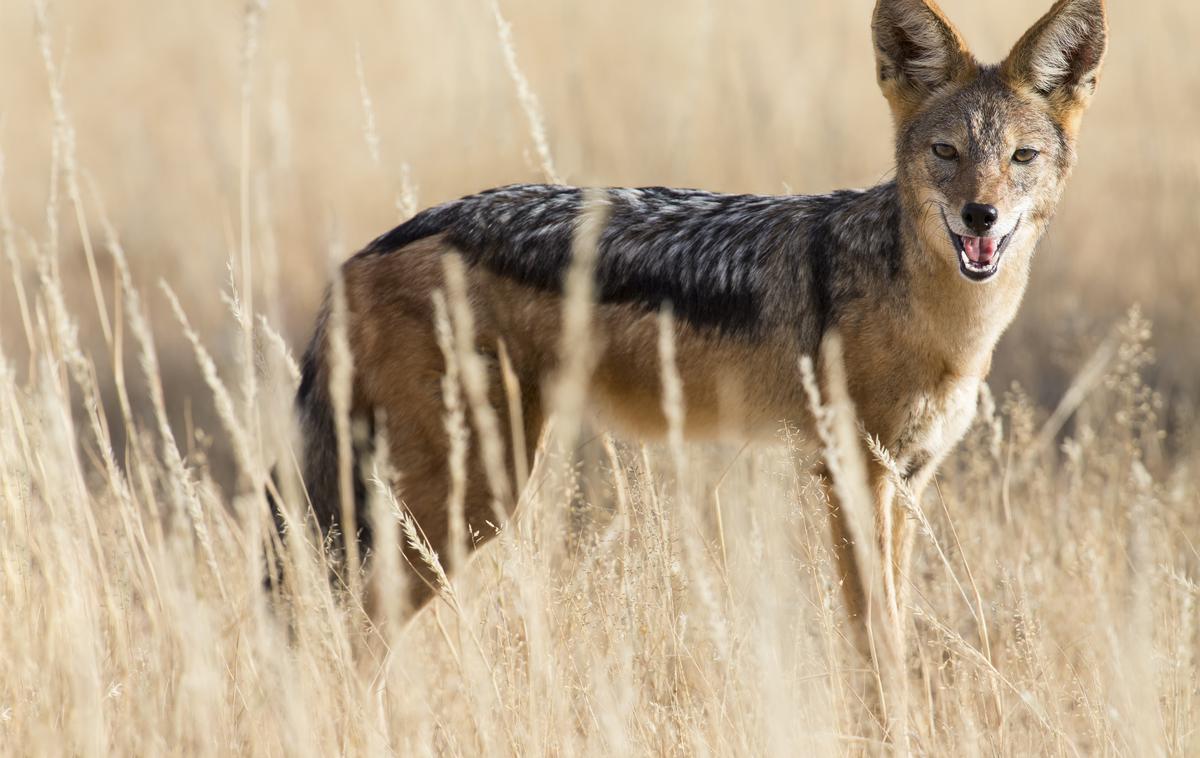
[932,143,959,160]
[1012,147,1039,163]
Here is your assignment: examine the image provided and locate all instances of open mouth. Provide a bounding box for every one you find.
[942,212,1020,282]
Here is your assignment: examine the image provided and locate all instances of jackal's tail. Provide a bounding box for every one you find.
[288,309,371,555]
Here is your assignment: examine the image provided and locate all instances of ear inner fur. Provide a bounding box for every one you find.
[871,0,978,124]
[1001,0,1109,131]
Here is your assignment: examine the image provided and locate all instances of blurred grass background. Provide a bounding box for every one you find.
[1,0,1197,478]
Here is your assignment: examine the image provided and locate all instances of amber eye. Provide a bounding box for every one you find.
[1013,147,1039,163]
[932,143,959,160]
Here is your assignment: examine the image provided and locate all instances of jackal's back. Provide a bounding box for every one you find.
[358,182,904,342]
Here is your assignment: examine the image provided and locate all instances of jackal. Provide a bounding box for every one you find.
[290,0,1107,624]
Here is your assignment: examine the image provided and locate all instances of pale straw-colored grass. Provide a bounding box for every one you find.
[1,1,1197,756]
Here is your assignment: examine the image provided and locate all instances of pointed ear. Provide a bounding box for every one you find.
[1002,0,1108,114]
[872,0,976,121]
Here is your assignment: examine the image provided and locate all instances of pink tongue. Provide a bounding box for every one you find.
[962,235,997,264]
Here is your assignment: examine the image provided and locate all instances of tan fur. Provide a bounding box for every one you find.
[337,235,812,603]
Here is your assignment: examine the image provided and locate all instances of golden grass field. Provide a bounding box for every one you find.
[1,0,1198,754]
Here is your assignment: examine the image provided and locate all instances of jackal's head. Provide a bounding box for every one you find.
[873,0,1107,283]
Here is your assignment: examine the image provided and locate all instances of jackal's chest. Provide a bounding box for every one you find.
[888,375,981,472]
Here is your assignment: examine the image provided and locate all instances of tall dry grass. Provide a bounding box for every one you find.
[1,0,1198,754]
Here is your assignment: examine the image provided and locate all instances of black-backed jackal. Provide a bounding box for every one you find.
[289,0,1107,654]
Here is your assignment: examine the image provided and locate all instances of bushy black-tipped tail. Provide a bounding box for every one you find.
[291,316,374,558]
[295,333,339,526]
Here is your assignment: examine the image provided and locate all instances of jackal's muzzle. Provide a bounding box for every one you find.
[942,210,1021,283]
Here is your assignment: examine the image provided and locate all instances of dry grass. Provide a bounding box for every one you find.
[1,0,1198,755]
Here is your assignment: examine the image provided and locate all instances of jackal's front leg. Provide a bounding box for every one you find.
[821,459,910,646]
[821,457,911,742]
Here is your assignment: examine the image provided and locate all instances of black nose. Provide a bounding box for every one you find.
[961,203,998,236]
